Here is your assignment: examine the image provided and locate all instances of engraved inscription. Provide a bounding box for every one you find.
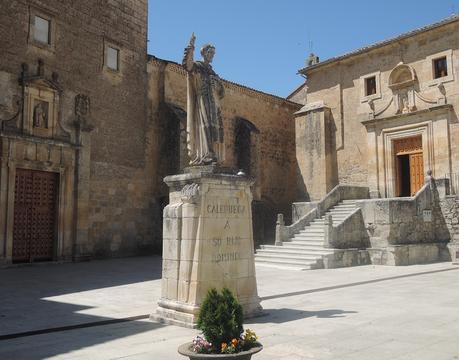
[207,203,245,214]
[211,235,242,263]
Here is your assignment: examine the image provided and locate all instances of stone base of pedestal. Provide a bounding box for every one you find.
[152,296,263,328]
[152,300,199,328]
[151,167,262,328]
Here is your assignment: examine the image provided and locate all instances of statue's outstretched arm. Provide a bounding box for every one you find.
[182,33,196,72]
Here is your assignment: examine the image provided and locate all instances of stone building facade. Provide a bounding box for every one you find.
[0,0,299,264]
[290,16,459,202]
[256,15,459,269]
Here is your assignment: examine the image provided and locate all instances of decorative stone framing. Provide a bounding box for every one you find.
[381,124,432,198]
[28,5,57,52]
[425,49,454,87]
[362,104,452,198]
[0,135,76,264]
[360,71,382,103]
[389,64,417,89]
[24,83,59,138]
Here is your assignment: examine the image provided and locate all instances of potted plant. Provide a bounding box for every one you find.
[178,288,263,360]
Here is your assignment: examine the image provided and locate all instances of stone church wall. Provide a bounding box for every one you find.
[147,58,301,245]
[0,0,159,261]
[291,19,459,201]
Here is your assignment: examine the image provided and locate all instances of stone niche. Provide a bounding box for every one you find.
[152,167,262,328]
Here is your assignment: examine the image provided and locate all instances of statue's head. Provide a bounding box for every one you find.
[201,44,216,63]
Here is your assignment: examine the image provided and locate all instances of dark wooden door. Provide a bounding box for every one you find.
[13,169,59,263]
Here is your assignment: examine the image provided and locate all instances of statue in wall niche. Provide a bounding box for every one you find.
[182,33,225,165]
[33,101,48,128]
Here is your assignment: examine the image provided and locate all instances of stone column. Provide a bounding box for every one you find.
[295,101,337,201]
[153,166,262,328]
[366,123,381,198]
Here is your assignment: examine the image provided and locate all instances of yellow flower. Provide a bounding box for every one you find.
[244,329,258,341]
[221,343,227,351]
[231,338,238,347]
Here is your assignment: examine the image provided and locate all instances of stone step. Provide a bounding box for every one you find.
[308,223,325,227]
[289,241,325,248]
[259,246,334,255]
[255,256,316,266]
[341,200,358,204]
[299,228,324,234]
[292,235,324,241]
[333,204,357,208]
[327,209,355,213]
[324,215,349,221]
[296,235,324,241]
[255,261,312,271]
[255,252,320,261]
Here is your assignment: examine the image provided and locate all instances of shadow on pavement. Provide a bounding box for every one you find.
[250,308,358,324]
[0,319,164,360]
[0,256,161,336]
[0,256,165,358]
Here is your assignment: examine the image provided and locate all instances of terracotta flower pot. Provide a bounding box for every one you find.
[178,343,263,360]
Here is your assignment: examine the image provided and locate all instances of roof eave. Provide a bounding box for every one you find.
[298,14,459,76]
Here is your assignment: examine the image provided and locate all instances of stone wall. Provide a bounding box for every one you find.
[148,58,301,245]
[290,18,459,201]
[440,195,459,242]
[0,0,158,261]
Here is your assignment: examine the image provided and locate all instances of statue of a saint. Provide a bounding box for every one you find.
[183,33,225,165]
[33,101,47,128]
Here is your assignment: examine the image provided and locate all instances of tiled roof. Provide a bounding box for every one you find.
[299,14,459,74]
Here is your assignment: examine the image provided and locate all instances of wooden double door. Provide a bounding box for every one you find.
[394,136,424,197]
[12,169,59,263]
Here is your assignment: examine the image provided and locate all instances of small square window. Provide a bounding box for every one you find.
[106,46,120,71]
[34,16,50,44]
[433,57,448,79]
[365,76,377,96]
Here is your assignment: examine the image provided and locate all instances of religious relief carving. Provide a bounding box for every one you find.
[33,100,49,128]
[394,89,416,115]
[74,94,94,132]
[183,33,225,165]
[75,94,90,117]
[368,62,447,120]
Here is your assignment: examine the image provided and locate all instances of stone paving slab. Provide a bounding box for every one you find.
[1,257,459,359]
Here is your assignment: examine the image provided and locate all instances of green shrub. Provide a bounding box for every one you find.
[197,288,244,350]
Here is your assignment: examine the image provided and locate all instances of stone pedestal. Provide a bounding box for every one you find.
[152,166,262,328]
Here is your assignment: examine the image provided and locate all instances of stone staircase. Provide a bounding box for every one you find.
[255,200,358,270]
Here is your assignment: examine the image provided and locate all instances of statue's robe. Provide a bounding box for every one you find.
[185,61,224,165]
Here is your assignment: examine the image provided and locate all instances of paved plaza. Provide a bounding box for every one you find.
[1,257,459,359]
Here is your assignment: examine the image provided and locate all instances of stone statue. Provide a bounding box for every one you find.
[33,101,47,128]
[182,33,225,165]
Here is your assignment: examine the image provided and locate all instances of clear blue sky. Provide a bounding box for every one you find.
[148,0,458,97]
